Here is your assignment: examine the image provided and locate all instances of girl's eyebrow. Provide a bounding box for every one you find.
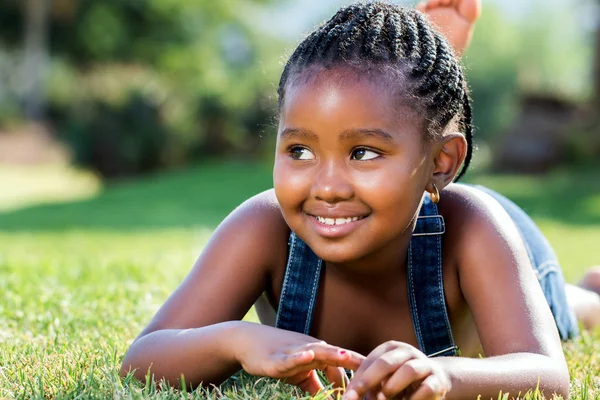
[279,128,319,142]
[339,128,394,144]
[279,127,394,143]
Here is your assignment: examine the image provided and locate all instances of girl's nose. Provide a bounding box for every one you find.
[310,161,354,204]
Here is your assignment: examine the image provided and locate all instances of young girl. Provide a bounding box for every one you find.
[121,1,600,399]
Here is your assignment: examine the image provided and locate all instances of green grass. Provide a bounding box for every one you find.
[1,161,600,399]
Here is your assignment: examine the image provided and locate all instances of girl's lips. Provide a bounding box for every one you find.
[307,213,368,238]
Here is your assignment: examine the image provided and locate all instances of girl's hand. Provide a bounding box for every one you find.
[232,322,364,395]
[343,341,451,400]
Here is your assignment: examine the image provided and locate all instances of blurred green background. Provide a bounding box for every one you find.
[1,0,600,179]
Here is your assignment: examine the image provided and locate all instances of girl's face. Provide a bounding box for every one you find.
[274,69,435,267]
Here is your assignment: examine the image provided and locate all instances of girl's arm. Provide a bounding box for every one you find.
[442,185,569,398]
[122,321,363,389]
[344,185,569,400]
[121,321,247,387]
[436,353,568,399]
[120,190,363,389]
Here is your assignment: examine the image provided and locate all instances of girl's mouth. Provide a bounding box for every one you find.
[306,214,369,238]
[313,215,366,226]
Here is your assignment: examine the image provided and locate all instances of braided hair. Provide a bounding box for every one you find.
[277,2,474,181]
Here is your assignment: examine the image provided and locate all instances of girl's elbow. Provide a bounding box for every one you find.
[555,372,570,400]
[119,363,134,380]
[541,360,570,400]
[119,351,139,380]
[550,381,570,400]
[119,341,148,381]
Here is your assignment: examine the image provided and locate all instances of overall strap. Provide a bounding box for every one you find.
[275,232,323,335]
[407,195,458,357]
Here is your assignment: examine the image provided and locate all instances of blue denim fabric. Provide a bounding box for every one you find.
[275,185,578,357]
[471,185,579,340]
[408,198,459,357]
[275,233,323,335]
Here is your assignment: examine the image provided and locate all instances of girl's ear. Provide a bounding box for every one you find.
[430,133,468,189]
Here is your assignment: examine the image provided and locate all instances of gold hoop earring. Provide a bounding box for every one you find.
[430,183,440,204]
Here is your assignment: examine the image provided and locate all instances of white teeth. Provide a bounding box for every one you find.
[315,216,363,225]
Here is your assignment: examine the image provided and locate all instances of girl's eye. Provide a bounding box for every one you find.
[352,148,380,161]
[289,146,315,160]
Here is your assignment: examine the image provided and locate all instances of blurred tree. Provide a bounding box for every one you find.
[594,10,600,105]
[0,0,284,177]
[463,6,520,142]
[22,0,50,121]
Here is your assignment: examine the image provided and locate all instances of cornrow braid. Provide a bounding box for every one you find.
[277,1,474,181]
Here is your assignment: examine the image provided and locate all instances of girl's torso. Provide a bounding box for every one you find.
[257,183,485,358]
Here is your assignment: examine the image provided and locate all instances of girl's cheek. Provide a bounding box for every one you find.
[273,161,312,203]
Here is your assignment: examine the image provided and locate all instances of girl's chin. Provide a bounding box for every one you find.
[303,239,368,264]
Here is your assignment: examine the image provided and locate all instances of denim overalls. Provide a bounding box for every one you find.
[275,185,578,358]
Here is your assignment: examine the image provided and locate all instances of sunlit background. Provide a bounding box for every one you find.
[1,1,600,397]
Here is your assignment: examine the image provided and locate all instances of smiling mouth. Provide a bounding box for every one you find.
[311,215,367,226]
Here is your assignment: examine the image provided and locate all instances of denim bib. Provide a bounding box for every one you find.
[275,195,459,358]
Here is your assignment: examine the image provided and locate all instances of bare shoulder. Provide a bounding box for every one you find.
[438,183,525,256]
[230,188,287,225]
[439,183,531,278]
[213,188,290,270]
[439,183,564,358]
[138,189,290,338]
[439,184,514,226]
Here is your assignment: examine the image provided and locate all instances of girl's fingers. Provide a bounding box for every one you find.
[296,369,327,396]
[345,351,416,399]
[351,342,422,381]
[406,374,450,400]
[281,356,352,380]
[273,342,364,381]
[294,343,365,370]
[273,350,316,375]
[324,365,349,389]
[282,360,328,378]
[380,359,432,399]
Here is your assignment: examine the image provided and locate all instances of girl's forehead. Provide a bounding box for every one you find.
[280,68,423,134]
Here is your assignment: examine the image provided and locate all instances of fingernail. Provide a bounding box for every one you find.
[343,390,358,400]
[339,350,347,355]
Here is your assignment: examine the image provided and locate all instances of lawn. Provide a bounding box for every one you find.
[1,161,599,399]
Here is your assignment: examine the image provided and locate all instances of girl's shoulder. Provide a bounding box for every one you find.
[230,188,287,228]
[439,183,518,234]
[438,183,529,269]
[224,188,292,285]
[221,188,290,268]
